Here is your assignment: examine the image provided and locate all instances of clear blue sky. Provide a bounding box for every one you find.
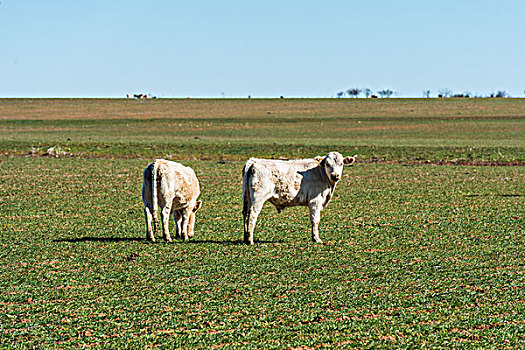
[1,0,524,98]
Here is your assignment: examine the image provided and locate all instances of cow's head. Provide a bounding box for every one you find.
[186,200,203,238]
[315,152,356,183]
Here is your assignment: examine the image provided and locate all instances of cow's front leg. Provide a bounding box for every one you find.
[308,201,323,243]
[172,209,182,239]
[160,204,173,242]
[144,206,155,242]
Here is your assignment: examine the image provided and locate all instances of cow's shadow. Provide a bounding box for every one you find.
[54,237,144,243]
[54,237,282,245]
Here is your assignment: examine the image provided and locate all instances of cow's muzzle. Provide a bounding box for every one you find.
[330,173,341,182]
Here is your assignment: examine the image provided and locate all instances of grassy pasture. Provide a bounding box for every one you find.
[1,98,524,348]
[1,98,524,164]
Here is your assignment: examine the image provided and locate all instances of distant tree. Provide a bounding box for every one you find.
[452,93,468,98]
[336,91,344,98]
[438,88,453,98]
[423,90,431,98]
[377,89,393,98]
[346,88,361,98]
[363,88,372,98]
[495,90,507,98]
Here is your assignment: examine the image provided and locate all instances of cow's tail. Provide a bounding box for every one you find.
[242,158,256,218]
[152,159,160,232]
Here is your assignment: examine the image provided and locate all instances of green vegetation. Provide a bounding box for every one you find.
[1,98,524,164]
[1,99,524,348]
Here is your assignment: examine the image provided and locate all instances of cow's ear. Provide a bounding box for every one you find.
[315,156,326,167]
[193,200,202,212]
[343,155,357,166]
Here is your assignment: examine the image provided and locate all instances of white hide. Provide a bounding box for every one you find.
[142,159,202,242]
[242,152,355,244]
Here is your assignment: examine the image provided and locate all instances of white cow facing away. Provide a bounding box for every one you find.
[242,152,355,244]
[142,159,202,242]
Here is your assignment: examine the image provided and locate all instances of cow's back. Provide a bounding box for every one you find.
[155,159,200,209]
[246,158,321,207]
[249,158,317,178]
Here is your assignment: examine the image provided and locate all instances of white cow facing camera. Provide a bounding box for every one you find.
[242,152,356,244]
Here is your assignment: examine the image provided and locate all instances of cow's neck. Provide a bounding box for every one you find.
[317,166,337,193]
[325,175,338,208]
[327,180,337,199]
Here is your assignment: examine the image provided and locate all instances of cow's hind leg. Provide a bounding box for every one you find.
[160,204,173,242]
[244,196,266,245]
[179,206,193,241]
[242,193,251,240]
[172,209,182,240]
[144,206,155,242]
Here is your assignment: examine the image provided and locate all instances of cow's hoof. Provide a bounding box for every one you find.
[244,240,254,245]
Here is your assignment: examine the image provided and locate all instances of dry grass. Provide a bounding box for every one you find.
[1,97,524,120]
[1,98,524,165]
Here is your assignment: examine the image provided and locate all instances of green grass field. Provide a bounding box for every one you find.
[1,99,524,348]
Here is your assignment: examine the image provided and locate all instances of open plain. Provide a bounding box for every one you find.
[1,98,524,348]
